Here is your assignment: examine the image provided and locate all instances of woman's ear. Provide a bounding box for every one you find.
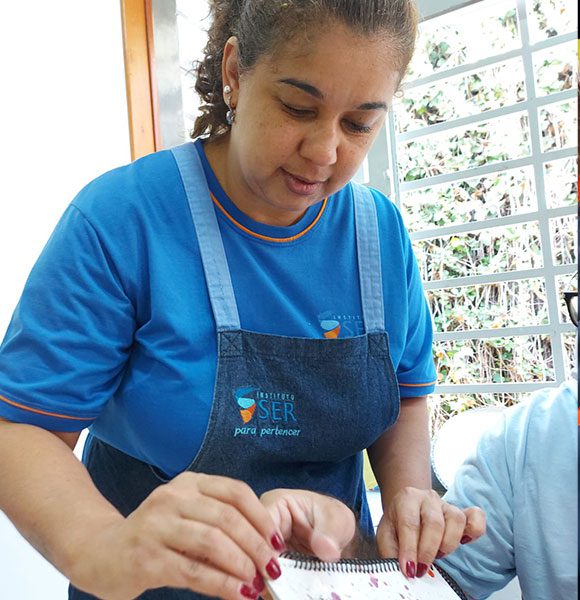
[222,36,241,106]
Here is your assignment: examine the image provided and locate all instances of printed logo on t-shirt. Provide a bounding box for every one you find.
[318,310,363,338]
[233,386,301,439]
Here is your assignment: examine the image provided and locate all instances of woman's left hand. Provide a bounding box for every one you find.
[376,487,486,578]
[260,489,357,562]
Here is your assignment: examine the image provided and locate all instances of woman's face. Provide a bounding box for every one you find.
[213,22,401,226]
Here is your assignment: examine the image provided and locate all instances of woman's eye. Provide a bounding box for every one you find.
[281,100,372,134]
[282,102,314,117]
[345,121,372,134]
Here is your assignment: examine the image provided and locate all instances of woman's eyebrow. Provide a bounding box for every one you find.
[278,78,323,99]
[277,78,387,111]
[357,101,388,111]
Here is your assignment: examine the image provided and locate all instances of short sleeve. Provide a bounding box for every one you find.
[439,415,516,599]
[0,204,135,430]
[396,233,436,397]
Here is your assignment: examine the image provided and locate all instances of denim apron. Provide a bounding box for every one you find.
[69,143,400,599]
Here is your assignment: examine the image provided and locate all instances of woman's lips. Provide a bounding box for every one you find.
[281,169,325,196]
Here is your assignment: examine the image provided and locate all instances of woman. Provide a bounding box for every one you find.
[0,1,483,599]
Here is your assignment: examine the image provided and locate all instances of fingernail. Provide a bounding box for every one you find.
[416,563,429,578]
[240,583,258,599]
[406,560,416,578]
[461,535,473,545]
[266,558,282,579]
[253,572,265,592]
[436,551,446,559]
[271,533,286,552]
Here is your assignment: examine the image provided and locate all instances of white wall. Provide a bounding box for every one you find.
[0,1,130,597]
[0,1,131,332]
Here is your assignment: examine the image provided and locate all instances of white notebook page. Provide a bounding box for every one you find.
[267,554,466,600]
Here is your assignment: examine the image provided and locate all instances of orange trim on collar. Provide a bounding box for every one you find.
[210,192,327,243]
[0,394,95,421]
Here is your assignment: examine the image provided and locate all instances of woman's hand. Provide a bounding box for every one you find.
[260,489,357,562]
[376,487,486,578]
[70,473,285,600]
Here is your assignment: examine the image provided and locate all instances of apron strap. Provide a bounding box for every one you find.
[352,183,385,334]
[171,143,241,332]
[172,143,384,335]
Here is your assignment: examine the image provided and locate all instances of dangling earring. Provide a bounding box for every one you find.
[226,106,236,126]
[224,84,236,126]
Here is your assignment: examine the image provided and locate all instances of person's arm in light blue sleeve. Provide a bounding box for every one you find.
[438,414,516,600]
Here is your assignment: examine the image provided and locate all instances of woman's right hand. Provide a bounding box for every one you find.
[69,472,285,600]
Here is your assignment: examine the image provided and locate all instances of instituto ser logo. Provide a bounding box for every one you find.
[318,310,363,338]
[233,386,301,438]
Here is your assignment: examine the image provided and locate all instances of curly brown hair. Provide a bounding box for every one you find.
[191,0,420,141]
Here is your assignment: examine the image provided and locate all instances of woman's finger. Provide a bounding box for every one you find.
[161,515,260,584]
[159,475,283,581]
[165,549,265,600]
[175,497,279,579]
[261,490,356,561]
[434,502,468,560]
[309,495,356,559]
[193,474,285,551]
[415,493,446,572]
[386,491,422,578]
[376,514,398,559]
[462,506,486,542]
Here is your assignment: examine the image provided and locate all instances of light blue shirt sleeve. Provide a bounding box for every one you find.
[439,382,578,600]
[439,409,516,599]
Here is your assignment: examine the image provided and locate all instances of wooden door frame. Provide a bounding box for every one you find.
[120,0,161,160]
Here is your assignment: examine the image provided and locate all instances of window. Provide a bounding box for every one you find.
[365,0,577,432]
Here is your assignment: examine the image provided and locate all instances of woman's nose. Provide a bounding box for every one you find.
[298,122,339,167]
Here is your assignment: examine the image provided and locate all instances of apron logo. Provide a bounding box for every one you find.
[318,311,363,339]
[234,386,258,423]
[233,386,301,439]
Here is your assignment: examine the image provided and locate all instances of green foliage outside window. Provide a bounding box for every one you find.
[395,0,578,436]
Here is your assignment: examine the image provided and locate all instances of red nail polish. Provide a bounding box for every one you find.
[461,535,473,545]
[240,583,258,599]
[406,560,416,578]
[253,572,265,592]
[271,533,286,552]
[416,563,429,578]
[436,551,445,559]
[266,558,282,579]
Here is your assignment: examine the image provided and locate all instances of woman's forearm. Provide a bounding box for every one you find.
[367,396,431,510]
[0,419,122,580]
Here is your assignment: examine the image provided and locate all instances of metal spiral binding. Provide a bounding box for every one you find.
[281,552,399,573]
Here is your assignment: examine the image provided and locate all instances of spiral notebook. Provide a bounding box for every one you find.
[266,552,468,600]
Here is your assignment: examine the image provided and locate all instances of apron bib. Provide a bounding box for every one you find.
[70,143,400,599]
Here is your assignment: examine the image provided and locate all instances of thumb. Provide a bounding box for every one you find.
[309,496,356,561]
[376,515,399,559]
[309,530,342,562]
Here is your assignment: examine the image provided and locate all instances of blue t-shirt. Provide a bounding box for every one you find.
[0,141,436,476]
